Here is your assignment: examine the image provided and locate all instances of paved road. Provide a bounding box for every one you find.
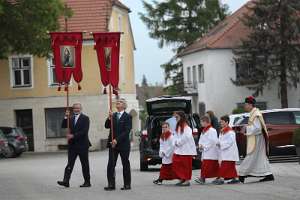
[0,150,300,200]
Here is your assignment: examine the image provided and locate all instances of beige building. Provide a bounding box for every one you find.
[0,0,140,152]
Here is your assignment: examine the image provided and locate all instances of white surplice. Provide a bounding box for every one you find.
[198,127,219,160]
[173,126,197,156]
[218,130,239,162]
[159,135,174,164]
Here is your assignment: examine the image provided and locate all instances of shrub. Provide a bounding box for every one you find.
[292,128,300,147]
[232,107,245,114]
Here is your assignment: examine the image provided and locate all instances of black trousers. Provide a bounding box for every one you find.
[107,148,131,187]
[63,147,90,182]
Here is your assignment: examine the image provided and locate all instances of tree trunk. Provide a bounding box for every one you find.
[279,5,288,108]
[280,68,288,108]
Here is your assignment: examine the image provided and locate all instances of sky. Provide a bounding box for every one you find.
[120,0,249,85]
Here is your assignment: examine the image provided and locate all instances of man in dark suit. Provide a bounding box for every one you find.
[57,103,91,188]
[104,98,132,191]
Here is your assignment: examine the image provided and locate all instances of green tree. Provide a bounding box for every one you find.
[141,74,148,87]
[140,0,228,95]
[0,0,69,58]
[234,0,300,108]
[161,58,184,95]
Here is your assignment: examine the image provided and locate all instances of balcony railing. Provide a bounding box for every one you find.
[184,81,198,91]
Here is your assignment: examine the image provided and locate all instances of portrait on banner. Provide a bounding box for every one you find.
[60,46,75,68]
[104,47,112,71]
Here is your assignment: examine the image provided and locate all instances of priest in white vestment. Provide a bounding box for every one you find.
[239,96,274,183]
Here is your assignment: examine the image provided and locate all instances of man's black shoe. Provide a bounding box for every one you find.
[104,186,116,191]
[80,182,91,187]
[57,181,70,188]
[238,176,245,184]
[120,185,131,190]
[259,174,274,182]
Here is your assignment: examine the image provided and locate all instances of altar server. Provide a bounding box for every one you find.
[172,111,197,186]
[195,115,219,185]
[153,122,175,185]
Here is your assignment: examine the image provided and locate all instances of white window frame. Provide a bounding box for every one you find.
[47,55,59,87]
[187,66,191,83]
[109,15,114,31]
[9,54,34,89]
[118,14,124,42]
[119,55,125,85]
[118,14,122,32]
[192,65,197,84]
[198,64,204,83]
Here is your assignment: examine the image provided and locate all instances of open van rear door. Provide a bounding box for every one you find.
[146,96,192,116]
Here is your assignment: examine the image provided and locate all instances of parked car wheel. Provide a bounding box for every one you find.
[15,152,23,157]
[4,145,15,158]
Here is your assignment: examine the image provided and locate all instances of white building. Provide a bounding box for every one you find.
[178,2,300,117]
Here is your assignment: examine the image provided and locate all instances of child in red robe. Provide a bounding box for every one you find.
[214,115,240,184]
[195,115,219,184]
[172,111,197,186]
[153,122,175,185]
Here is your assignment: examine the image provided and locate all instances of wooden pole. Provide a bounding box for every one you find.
[64,4,71,139]
[109,84,114,144]
[66,83,70,137]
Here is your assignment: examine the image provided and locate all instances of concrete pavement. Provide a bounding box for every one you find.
[0,150,299,200]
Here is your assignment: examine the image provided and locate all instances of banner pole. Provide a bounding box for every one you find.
[66,83,70,138]
[64,5,71,139]
[109,84,114,144]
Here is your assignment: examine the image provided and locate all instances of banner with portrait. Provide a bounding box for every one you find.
[50,32,83,90]
[93,32,121,95]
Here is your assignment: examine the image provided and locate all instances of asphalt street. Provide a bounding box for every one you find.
[0,150,300,200]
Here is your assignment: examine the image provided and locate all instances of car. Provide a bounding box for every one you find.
[0,130,9,158]
[0,127,28,158]
[137,96,201,171]
[229,113,249,127]
[233,108,300,157]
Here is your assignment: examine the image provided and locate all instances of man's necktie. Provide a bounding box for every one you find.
[74,114,78,126]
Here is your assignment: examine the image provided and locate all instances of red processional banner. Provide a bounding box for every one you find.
[50,32,83,91]
[93,32,121,95]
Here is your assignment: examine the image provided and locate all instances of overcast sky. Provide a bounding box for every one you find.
[120,0,249,85]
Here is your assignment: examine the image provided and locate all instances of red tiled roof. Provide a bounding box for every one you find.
[178,1,254,57]
[59,0,130,38]
[113,0,131,12]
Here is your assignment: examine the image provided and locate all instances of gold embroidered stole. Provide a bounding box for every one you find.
[247,108,268,155]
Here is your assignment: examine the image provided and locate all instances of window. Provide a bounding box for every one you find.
[264,112,295,125]
[198,64,204,83]
[109,16,113,31]
[118,15,122,32]
[10,56,33,88]
[235,62,261,85]
[239,117,249,125]
[119,55,125,84]
[187,67,191,83]
[45,108,66,138]
[192,65,197,85]
[236,62,246,81]
[47,56,58,86]
[294,112,300,125]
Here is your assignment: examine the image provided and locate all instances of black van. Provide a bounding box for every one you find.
[137,96,201,171]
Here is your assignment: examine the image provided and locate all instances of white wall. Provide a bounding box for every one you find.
[182,49,300,117]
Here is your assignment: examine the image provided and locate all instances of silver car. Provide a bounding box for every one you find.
[0,130,9,158]
[0,127,28,158]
